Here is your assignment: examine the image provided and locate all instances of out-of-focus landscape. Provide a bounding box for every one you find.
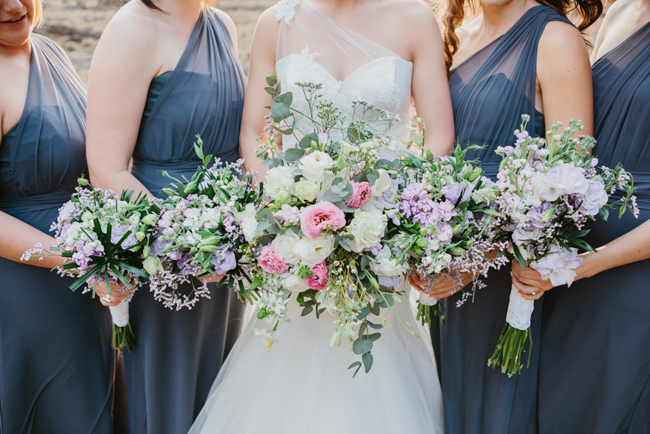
[36,0,276,82]
[36,0,607,84]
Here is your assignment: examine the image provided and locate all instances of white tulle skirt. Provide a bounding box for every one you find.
[189,286,444,434]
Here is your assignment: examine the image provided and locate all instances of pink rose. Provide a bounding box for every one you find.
[300,202,346,239]
[258,245,288,274]
[305,261,328,290]
[345,181,371,208]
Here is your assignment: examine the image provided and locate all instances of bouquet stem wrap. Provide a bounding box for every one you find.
[110,302,135,352]
[109,301,130,327]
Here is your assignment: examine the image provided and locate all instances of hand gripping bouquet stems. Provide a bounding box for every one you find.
[22,178,160,351]
[387,121,508,326]
[241,75,414,375]
[145,137,264,310]
[488,116,638,377]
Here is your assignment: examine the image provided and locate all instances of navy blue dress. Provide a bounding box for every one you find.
[538,21,650,434]
[431,7,571,433]
[121,9,246,434]
[0,35,113,434]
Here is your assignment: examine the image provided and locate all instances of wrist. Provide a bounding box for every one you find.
[575,251,604,281]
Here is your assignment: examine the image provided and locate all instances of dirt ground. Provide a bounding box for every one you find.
[36,0,275,83]
[36,0,607,84]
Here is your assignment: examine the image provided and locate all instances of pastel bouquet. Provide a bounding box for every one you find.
[22,179,160,351]
[386,123,508,326]
[240,75,411,375]
[488,116,638,376]
[145,137,263,310]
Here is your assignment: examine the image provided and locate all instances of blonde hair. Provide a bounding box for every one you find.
[33,0,44,29]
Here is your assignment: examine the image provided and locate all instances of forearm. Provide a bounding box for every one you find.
[576,219,650,281]
[0,212,65,268]
[89,167,153,199]
[240,139,268,180]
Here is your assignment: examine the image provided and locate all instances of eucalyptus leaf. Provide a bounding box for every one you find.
[270,103,291,123]
[285,148,306,162]
[352,337,373,355]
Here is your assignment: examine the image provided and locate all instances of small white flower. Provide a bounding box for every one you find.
[265,166,296,200]
[301,151,334,183]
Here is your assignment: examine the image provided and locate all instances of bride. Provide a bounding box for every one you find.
[190,0,454,432]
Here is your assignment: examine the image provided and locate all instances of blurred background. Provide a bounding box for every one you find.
[36,0,607,84]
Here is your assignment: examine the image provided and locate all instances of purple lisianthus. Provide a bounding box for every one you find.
[578,180,608,216]
[444,184,463,204]
[532,246,582,287]
[539,163,589,202]
[213,250,237,275]
[378,275,403,288]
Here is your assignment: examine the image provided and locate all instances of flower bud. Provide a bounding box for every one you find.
[200,235,220,246]
[274,190,292,205]
[199,245,219,253]
[142,214,158,226]
[136,231,145,241]
[143,256,163,275]
[448,246,466,256]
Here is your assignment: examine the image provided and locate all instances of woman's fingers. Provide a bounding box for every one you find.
[512,273,544,300]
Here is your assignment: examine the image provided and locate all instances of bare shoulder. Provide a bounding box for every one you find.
[381,0,438,29]
[538,20,587,59]
[252,6,282,45]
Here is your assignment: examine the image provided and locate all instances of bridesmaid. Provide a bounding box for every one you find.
[85,0,246,433]
[0,0,114,432]
[414,1,600,433]
[513,1,650,432]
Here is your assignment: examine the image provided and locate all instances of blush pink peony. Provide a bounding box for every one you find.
[258,245,288,274]
[305,261,329,290]
[345,181,371,208]
[300,202,346,238]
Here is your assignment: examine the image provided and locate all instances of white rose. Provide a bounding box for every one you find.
[301,151,333,183]
[512,226,543,246]
[241,217,262,243]
[369,246,408,277]
[370,169,392,197]
[282,274,310,293]
[294,233,336,267]
[295,181,321,202]
[234,202,257,223]
[348,209,387,253]
[265,166,296,201]
[271,232,300,265]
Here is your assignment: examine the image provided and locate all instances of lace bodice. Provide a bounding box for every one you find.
[274,0,414,155]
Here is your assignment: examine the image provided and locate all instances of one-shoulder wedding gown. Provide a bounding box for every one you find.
[189,2,444,432]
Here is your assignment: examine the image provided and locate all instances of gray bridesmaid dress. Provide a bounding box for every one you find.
[0,35,113,434]
[431,7,571,434]
[122,9,246,434]
[538,21,650,434]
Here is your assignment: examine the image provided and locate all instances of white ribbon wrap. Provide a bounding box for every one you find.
[418,292,439,306]
[109,301,130,327]
[505,284,534,330]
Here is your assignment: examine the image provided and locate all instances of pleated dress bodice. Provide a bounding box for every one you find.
[433,7,573,434]
[539,20,650,434]
[0,34,113,434]
[131,9,245,197]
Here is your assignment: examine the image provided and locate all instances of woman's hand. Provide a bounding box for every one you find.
[510,261,554,301]
[93,280,132,307]
[408,272,472,299]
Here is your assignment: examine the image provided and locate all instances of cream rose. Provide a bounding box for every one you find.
[348,209,387,253]
[295,181,321,202]
[265,166,296,201]
[282,274,310,294]
[294,233,336,267]
[369,246,408,276]
[271,232,300,265]
[301,151,334,183]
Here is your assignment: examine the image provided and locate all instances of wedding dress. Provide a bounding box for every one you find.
[189,1,444,432]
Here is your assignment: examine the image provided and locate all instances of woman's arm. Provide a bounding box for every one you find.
[406,2,455,156]
[238,9,280,179]
[0,212,63,268]
[537,21,594,136]
[86,11,160,197]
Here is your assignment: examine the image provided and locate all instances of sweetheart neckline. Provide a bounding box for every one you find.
[276,54,412,86]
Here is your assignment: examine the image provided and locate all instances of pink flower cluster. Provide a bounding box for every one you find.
[300,202,346,238]
[258,245,288,274]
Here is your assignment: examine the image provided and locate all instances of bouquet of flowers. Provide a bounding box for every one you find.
[488,116,638,376]
[386,123,508,326]
[239,75,412,375]
[22,179,160,351]
[144,137,263,310]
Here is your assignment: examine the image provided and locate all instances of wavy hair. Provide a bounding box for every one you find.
[439,0,603,71]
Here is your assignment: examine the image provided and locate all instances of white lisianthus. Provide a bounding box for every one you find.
[348,209,388,253]
[294,181,321,202]
[241,217,262,243]
[233,202,257,223]
[370,169,392,197]
[271,232,300,265]
[531,246,582,287]
[579,180,608,216]
[282,274,310,293]
[294,233,336,267]
[537,162,589,202]
[512,226,543,246]
[265,166,296,200]
[301,151,334,182]
[370,246,408,277]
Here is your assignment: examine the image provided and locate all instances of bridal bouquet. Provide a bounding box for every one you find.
[386,123,508,326]
[145,137,263,310]
[488,116,638,376]
[22,179,159,351]
[240,75,410,375]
